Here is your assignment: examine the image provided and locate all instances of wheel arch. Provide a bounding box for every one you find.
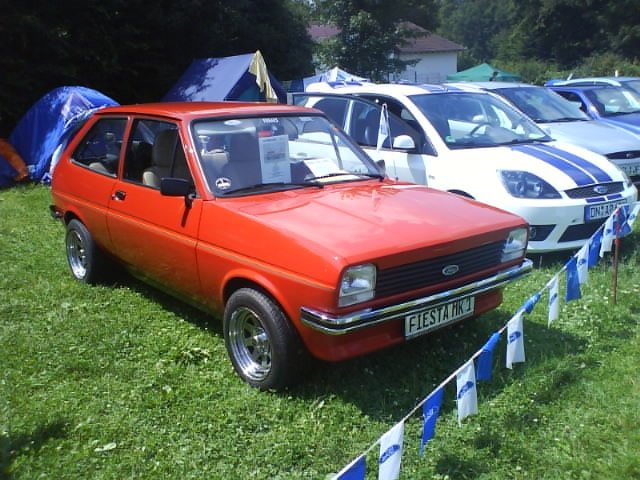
[221,273,296,324]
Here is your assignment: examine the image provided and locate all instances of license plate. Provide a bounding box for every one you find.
[405,297,475,339]
[620,163,640,176]
[584,200,627,222]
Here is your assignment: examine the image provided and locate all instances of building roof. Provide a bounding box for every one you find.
[308,22,465,54]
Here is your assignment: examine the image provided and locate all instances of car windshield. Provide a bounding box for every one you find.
[408,92,551,149]
[586,87,640,116]
[191,114,382,196]
[621,79,640,96]
[496,87,589,123]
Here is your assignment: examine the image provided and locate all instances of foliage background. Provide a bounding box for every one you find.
[1,0,640,134]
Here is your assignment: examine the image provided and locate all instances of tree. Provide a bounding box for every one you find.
[0,0,314,135]
[312,0,437,81]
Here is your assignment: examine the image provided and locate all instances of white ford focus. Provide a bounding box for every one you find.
[294,83,638,253]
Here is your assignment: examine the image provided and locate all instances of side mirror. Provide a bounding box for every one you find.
[392,135,415,151]
[376,159,386,177]
[160,177,194,208]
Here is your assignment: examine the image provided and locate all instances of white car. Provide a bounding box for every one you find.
[451,82,640,186]
[294,83,638,253]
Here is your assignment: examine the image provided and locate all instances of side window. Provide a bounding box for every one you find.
[355,96,428,152]
[310,97,349,127]
[555,91,587,112]
[72,118,127,175]
[124,120,193,189]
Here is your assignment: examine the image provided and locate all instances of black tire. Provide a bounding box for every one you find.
[223,288,308,390]
[65,219,105,284]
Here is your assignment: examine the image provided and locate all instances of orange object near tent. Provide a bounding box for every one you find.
[0,139,28,181]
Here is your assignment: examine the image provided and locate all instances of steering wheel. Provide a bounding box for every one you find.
[469,122,493,136]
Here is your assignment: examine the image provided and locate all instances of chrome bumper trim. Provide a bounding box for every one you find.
[300,258,533,335]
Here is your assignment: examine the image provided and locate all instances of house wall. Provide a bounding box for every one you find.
[391,52,459,84]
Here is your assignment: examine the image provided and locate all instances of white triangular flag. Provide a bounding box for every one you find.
[576,242,589,284]
[627,203,640,229]
[456,360,478,423]
[547,275,560,326]
[378,421,404,480]
[506,310,525,369]
[600,214,615,257]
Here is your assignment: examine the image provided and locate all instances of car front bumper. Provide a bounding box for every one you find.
[299,258,533,335]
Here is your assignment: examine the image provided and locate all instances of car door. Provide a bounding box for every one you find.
[347,94,436,186]
[65,116,128,253]
[107,118,203,302]
[293,92,436,186]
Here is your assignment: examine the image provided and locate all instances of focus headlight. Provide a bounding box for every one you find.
[502,227,528,262]
[499,170,561,199]
[339,264,376,307]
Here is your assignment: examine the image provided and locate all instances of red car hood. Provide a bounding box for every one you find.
[222,181,525,267]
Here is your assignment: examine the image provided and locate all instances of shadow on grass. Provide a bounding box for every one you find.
[288,307,587,422]
[1,420,67,479]
[106,272,222,336]
[99,262,593,424]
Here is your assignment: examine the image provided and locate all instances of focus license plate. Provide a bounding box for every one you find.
[405,297,475,339]
[584,200,627,222]
[621,163,640,176]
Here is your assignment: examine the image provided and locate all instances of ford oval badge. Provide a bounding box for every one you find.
[442,264,459,276]
[594,185,608,194]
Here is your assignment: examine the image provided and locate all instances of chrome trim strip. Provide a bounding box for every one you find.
[300,259,533,335]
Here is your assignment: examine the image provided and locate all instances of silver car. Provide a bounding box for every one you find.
[453,82,640,186]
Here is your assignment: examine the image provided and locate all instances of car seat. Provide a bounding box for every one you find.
[143,129,190,188]
[221,132,262,189]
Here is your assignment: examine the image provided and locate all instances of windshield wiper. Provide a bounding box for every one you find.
[498,138,552,146]
[306,172,385,182]
[547,117,587,122]
[222,181,324,195]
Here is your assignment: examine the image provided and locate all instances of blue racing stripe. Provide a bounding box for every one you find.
[536,144,612,183]
[511,144,594,186]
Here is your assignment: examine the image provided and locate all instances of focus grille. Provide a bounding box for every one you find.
[375,240,505,299]
[565,182,624,199]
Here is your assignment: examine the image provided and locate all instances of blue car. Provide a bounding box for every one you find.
[547,76,640,96]
[546,82,640,135]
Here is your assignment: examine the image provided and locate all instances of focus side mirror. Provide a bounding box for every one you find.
[392,135,416,151]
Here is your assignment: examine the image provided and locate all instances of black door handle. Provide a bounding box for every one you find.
[112,190,126,200]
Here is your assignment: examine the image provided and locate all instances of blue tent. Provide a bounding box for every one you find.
[1,86,118,186]
[163,51,286,103]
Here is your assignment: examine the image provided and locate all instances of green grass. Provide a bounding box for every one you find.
[1,184,639,479]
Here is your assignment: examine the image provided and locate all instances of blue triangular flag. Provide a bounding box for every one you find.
[522,292,542,314]
[565,256,582,302]
[588,229,602,267]
[420,387,444,455]
[333,455,366,480]
[617,205,632,237]
[476,331,501,381]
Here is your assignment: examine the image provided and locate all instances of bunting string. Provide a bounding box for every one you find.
[331,201,639,480]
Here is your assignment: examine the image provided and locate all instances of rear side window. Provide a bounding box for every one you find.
[72,118,127,176]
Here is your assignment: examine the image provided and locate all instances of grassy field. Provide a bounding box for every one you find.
[1,184,639,479]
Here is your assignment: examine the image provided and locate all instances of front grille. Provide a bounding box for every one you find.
[558,221,604,243]
[375,240,505,299]
[606,151,640,160]
[565,182,624,199]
